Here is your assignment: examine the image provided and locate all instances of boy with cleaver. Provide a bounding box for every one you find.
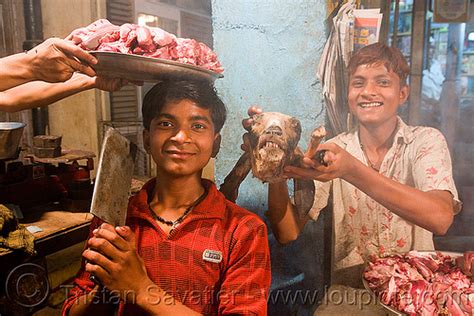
[63,80,271,315]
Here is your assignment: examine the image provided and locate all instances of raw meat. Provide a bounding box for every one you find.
[67,19,223,73]
[364,251,473,315]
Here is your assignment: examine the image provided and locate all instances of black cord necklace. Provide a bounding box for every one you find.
[360,143,380,171]
[149,190,207,230]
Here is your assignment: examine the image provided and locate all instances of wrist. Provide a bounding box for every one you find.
[68,72,95,90]
[13,52,36,82]
[269,179,288,191]
[135,280,162,310]
[267,180,290,218]
[343,159,364,184]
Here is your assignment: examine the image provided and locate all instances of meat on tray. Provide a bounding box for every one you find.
[67,19,223,73]
[364,251,473,316]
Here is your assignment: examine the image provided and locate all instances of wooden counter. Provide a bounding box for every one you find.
[0,211,93,271]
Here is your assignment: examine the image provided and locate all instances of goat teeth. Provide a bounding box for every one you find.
[263,141,281,149]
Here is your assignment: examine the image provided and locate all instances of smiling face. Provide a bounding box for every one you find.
[348,63,409,128]
[143,99,221,179]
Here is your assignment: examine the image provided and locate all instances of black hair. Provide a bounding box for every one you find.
[348,43,410,86]
[142,80,227,133]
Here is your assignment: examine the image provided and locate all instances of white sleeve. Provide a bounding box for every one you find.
[307,180,332,221]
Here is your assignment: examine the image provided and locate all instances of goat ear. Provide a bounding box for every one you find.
[291,118,302,133]
[219,152,251,203]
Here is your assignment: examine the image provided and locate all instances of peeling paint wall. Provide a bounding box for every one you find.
[212,0,326,210]
[212,0,327,312]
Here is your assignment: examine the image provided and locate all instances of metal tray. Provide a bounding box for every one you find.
[90,51,223,82]
[362,251,464,316]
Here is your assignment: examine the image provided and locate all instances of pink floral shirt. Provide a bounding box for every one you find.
[308,117,461,287]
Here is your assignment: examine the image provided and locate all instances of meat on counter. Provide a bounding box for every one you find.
[364,251,473,316]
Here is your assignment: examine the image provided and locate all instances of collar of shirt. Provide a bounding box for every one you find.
[127,178,226,223]
[338,116,415,149]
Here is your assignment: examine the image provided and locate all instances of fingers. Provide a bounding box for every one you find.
[53,38,98,65]
[324,152,338,167]
[92,223,130,252]
[129,80,144,86]
[29,38,99,82]
[65,30,84,45]
[302,156,318,168]
[64,57,97,77]
[283,166,319,180]
[241,133,250,152]
[310,143,338,166]
[317,142,338,152]
[92,77,127,92]
[284,160,335,182]
[83,248,114,275]
[247,105,262,116]
[242,106,262,130]
[115,226,135,244]
[242,118,253,131]
[85,261,111,284]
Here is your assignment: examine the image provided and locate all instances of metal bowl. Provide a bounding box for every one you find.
[90,51,224,82]
[0,122,26,160]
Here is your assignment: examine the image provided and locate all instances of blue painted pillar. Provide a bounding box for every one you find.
[212,0,328,312]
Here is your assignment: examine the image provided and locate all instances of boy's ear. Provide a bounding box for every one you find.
[211,134,222,158]
[143,129,150,153]
[399,84,409,104]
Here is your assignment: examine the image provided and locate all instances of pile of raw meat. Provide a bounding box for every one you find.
[67,19,223,73]
[364,251,473,315]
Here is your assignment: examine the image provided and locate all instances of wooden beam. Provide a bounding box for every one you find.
[408,0,427,125]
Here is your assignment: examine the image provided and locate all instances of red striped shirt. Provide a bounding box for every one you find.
[62,179,271,315]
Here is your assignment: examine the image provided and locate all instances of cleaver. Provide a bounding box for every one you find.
[90,127,137,226]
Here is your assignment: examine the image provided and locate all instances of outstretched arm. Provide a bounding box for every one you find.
[0,38,97,91]
[285,142,456,235]
[0,73,126,112]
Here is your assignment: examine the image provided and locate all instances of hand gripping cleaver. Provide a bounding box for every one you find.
[90,127,137,226]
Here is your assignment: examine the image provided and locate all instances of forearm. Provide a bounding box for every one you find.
[67,289,116,316]
[135,281,201,315]
[0,74,93,112]
[0,52,36,91]
[267,181,307,244]
[345,161,454,235]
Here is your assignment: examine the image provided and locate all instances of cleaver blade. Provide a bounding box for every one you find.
[90,127,137,227]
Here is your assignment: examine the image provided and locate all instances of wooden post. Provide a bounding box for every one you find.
[439,24,465,150]
[408,0,427,125]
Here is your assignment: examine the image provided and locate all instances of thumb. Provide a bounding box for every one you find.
[302,156,317,168]
[316,142,335,152]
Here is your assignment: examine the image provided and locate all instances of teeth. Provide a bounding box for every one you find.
[264,141,280,149]
[360,102,382,108]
